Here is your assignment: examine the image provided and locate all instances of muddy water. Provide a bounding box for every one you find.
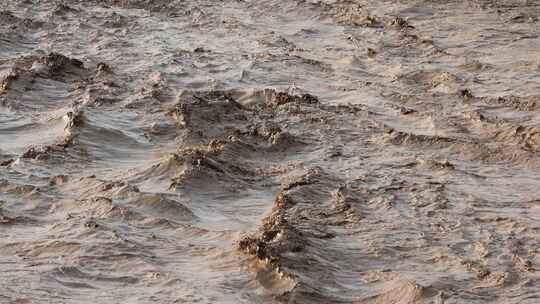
[1,0,540,303]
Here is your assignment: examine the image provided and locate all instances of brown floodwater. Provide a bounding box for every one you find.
[1,0,540,303]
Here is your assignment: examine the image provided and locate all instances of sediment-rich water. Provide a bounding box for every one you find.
[1,0,540,303]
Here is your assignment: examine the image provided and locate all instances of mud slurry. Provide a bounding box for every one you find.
[2,0,540,303]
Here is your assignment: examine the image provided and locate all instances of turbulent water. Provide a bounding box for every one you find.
[1,0,540,303]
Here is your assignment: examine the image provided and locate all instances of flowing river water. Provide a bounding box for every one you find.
[1,0,540,303]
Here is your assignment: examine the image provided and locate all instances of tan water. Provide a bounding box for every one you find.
[1,0,540,303]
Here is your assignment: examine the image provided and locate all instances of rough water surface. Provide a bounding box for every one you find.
[1,0,540,303]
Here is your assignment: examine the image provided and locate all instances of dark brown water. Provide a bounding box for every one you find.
[1,0,540,303]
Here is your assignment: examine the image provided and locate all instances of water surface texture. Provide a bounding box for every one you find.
[1,0,540,303]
